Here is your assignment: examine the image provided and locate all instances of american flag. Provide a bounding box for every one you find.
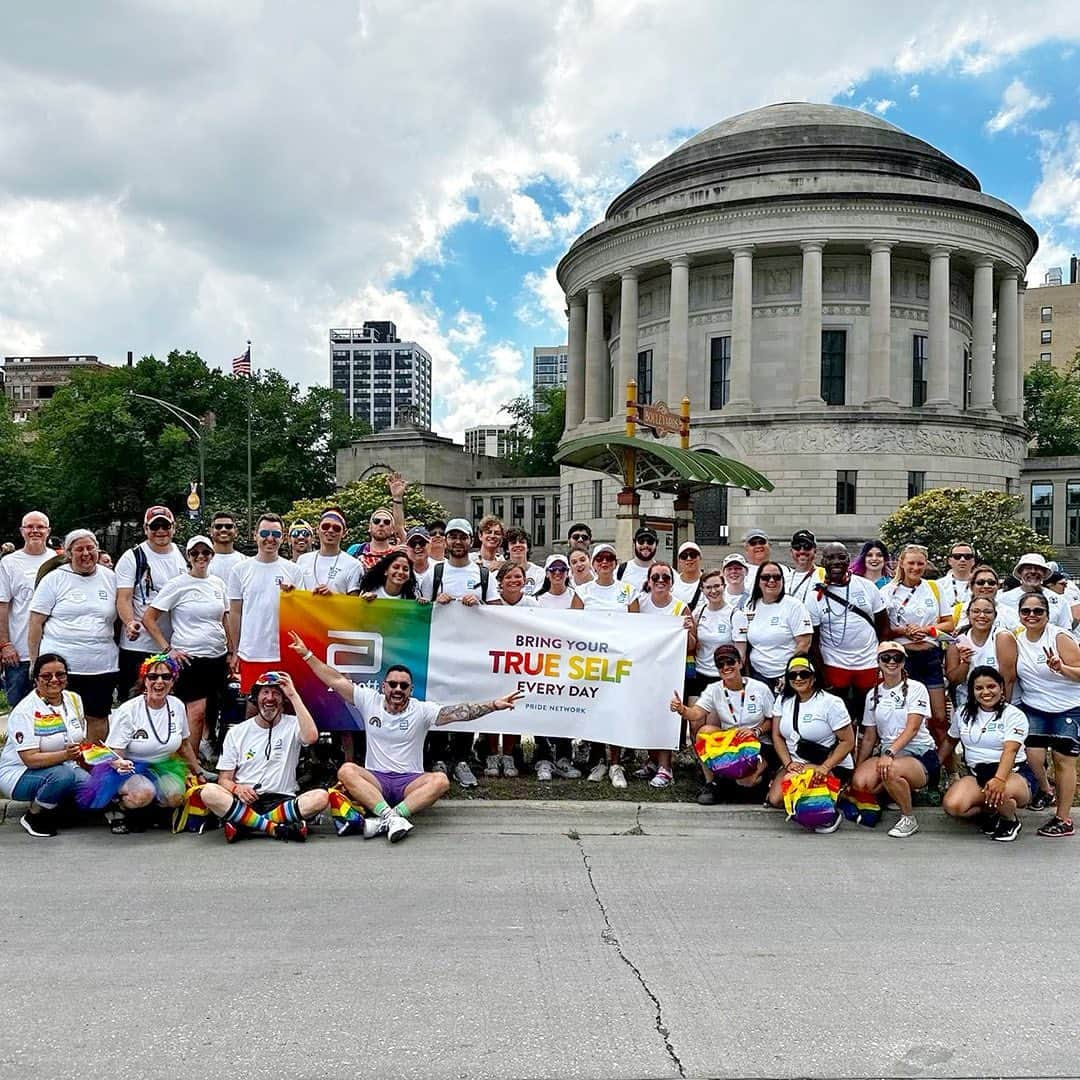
[232,345,251,377]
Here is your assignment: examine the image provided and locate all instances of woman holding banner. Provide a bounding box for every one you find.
[359,551,422,601]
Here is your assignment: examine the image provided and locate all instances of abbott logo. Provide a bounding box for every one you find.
[326,630,384,675]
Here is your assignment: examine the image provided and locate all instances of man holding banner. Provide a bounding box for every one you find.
[288,630,522,842]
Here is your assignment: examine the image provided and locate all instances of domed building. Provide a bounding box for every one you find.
[555,102,1038,553]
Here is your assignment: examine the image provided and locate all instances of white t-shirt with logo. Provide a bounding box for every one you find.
[0,690,85,796]
[218,714,303,795]
[948,703,1029,766]
[861,678,935,754]
[694,606,737,676]
[434,562,500,603]
[228,558,304,661]
[696,678,775,731]
[783,565,825,605]
[804,577,885,670]
[576,579,637,610]
[115,542,189,653]
[879,579,949,644]
[296,550,362,594]
[938,573,972,610]
[774,691,854,769]
[0,548,55,659]
[106,694,190,761]
[30,565,119,675]
[997,586,1072,632]
[732,596,813,679]
[671,575,703,608]
[149,574,228,656]
[535,588,578,610]
[352,685,442,775]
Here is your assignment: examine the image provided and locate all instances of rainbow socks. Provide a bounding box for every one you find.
[224,798,276,835]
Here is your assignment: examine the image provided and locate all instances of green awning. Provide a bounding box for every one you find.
[554,433,773,494]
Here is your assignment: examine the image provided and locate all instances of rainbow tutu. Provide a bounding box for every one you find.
[838,788,881,827]
[781,767,841,831]
[695,728,762,781]
[78,754,191,810]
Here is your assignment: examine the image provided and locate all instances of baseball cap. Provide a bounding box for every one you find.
[185,534,213,552]
[144,505,175,526]
[405,526,430,543]
[678,541,702,557]
[1013,552,1050,574]
[791,529,816,547]
[445,518,473,536]
[877,641,907,657]
[785,656,815,675]
[544,553,570,571]
[722,553,749,569]
[592,543,617,560]
[634,526,658,542]
[742,527,768,543]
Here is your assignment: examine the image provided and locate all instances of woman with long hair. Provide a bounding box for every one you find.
[689,569,742,697]
[732,560,812,687]
[533,555,584,610]
[944,595,1009,712]
[359,550,421,600]
[850,540,891,587]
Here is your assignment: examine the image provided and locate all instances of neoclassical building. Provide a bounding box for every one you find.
[555,102,1038,550]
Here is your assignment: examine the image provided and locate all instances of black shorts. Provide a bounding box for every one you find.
[904,648,945,690]
[252,792,296,816]
[66,671,118,717]
[174,655,228,704]
[972,760,1039,796]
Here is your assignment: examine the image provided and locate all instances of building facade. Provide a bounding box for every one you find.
[1023,278,1080,375]
[463,423,520,458]
[330,322,432,431]
[532,344,568,410]
[2,354,108,421]
[555,103,1038,548]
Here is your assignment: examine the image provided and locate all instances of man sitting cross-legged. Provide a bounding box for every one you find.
[288,630,521,843]
[199,670,329,843]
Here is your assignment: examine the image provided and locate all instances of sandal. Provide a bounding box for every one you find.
[105,810,129,835]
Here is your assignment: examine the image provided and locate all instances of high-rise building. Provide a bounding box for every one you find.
[330,322,432,431]
[1022,258,1080,374]
[464,424,520,458]
[1,354,108,421]
[532,345,568,410]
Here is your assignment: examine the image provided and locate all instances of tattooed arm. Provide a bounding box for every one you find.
[435,690,523,726]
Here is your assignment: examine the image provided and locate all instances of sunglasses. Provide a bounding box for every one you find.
[320,522,343,532]
[289,529,312,539]
[371,517,393,526]
[38,671,68,681]
[879,654,905,665]
[594,554,616,563]
[386,680,411,690]
[789,671,814,681]
[407,540,428,549]
[973,578,997,586]
[679,551,700,559]
[429,531,445,538]
[570,533,590,541]
[747,538,767,545]
[547,566,568,573]
[259,529,283,539]
[1019,607,1048,616]
[949,552,975,560]
[650,574,672,583]
[147,520,172,530]
[147,673,175,682]
[189,548,213,558]
[717,658,740,669]
[211,522,235,529]
[758,573,783,583]
[791,543,815,551]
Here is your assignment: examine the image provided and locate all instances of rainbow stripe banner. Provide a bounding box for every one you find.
[781,767,841,830]
[78,742,121,767]
[278,592,687,749]
[694,728,761,780]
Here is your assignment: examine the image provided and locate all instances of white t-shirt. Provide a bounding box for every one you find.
[938,573,972,610]
[783,565,825,605]
[948,703,1029,766]
[228,558,304,661]
[804,577,885,670]
[1014,626,1080,713]
[862,677,935,754]
[671,575,703,608]
[498,594,538,608]
[208,549,247,583]
[696,678,774,731]
[618,560,651,593]
[0,690,85,797]
[576,579,637,610]
[694,606,737,675]
[106,694,190,761]
[511,561,545,596]
[149,574,228,656]
[997,587,1072,632]
[114,542,189,653]
[218,714,303,795]
[535,588,578,610]
[413,563,436,601]
[732,596,813,678]
[0,548,54,659]
[30,565,119,675]
[351,685,442,775]
[879,579,949,644]
[774,691,854,769]
[433,562,500,603]
[635,594,688,617]
[951,629,1007,710]
[296,550,362,594]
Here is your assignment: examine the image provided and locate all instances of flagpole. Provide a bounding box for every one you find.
[246,339,253,535]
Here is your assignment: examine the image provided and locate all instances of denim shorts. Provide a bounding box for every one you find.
[1021,704,1080,757]
[896,746,941,788]
[903,647,945,690]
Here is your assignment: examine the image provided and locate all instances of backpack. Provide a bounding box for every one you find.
[431,562,491,604]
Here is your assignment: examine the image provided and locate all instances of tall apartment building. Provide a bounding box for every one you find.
[330,322,432,431]
[2,354,108,421]
[532,344,568,410]
[1023,259,1080,374]
[464,423,520,458]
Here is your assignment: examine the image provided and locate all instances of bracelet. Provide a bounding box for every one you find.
[392,498,403,504]
[302,649,313,661]
[0,641,11,649]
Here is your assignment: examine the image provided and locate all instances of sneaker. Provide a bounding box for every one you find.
[609,764,628,789]
[587,762,608,783]
[814,812,842,834]
[535,760,554,782]
[453,761,478,788]
[271,823,294,842]
[887,814,919,839]
[974,811,999,835]
[697,781,719,806]
[1029,789,1055,811]
[198,738,216,764]
[501,754,519,779]
[223,822,241,844]
[633,760,658,780]
[283,821,308,843]
[19,811,57,838]
[1036,816,1075,838]
[484,754,502,778]
[433,760,449,776]
[363,815,390,839]
[552,757,582,780]
[991,817,1023,843]
[387,814,414,843]
[649,767,674,789]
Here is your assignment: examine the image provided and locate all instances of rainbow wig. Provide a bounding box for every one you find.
[138,653,182,681]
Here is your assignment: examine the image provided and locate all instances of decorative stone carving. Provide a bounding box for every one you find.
[638,291,653,318]
[760,268,794,297]
[689,310,732,326]
[892,267,931,301]
[891,305,928,323]
[823,303,869,317]
[689,270,733,309]
[752,304,800,319]
[822,263,868,297]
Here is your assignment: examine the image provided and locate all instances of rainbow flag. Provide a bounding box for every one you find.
[781,768,841,831]
[328,783,365,836]
[695,728,761,780]
[78,742,120,767]
[838,788,881,827]
[33,711,67,738]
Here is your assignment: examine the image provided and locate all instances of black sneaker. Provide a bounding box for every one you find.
[991,817,1023,843]
[1036,816,1075,838]
[19,811,57,838]
[1029,790,1055,811]
[696,781,719,806]
[975,811,999,836]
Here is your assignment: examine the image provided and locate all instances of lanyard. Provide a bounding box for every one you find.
[722,686,745,725]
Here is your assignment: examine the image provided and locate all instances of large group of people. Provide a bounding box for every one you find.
[2,478,1078,845]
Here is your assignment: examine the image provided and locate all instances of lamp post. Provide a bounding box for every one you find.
[130,393,209,515]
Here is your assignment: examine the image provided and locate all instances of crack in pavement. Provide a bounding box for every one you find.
[574,836,685,1078]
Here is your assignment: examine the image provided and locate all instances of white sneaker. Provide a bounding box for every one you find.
[362,815,389,839]
[484,754,502,778]
[501,754,519,778]
[387,814,413,843]
[633,760,658,780]
[609,764,628,789]
[453,761,478,788]
[813,812,842,834]
[649,767,673,789]
[587,762,608,783]
[552,757,582,779]
[535,760,554,782]
[887,814,919,838]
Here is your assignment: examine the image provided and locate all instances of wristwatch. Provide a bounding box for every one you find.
[882,749,895,758]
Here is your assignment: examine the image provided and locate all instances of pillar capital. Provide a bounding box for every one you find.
[731,245,755,259]
[668,254,690,269]
[971,253,994,270]
[586,280,605,296]
[568,292,586,310]
[620,266,639,281]
[799,239,825,254]
[998,266,1020,281]
[867,239,896,254]
[927,244,953,260]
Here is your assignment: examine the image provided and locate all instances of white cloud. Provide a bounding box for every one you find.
[986,77,1051,134]
[908,83,920,99]
[1028,123,1080,228]
[516,263,566,334]
[447,309,486,352]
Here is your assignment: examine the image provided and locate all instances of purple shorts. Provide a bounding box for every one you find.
[368,770,424,805]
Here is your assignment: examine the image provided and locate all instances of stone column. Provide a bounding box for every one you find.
[584,282,606,423]
[618,269,639,410]
[1016,279,1027,419]
[995,270,1019,419]
[866,241,895,404]
[970,256,996,413]
[667,255,690,406]
[564,294,586,431]
[926,246,952,407]
[727,245,754,410]
[797,241,825,404]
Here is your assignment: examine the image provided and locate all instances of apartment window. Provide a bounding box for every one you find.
[820,330,846,405]
[1041,329,1053,344]
[471,497,483,526]
[1039,353,1053,367]
[908,471,926,500]
[1041,306,1053,323]
[1030,482,1053,541]
[912,335,927,407]
[1068,482,1080,546]
[511,497,524,528]
[636,350,653,405]
[491,497,504,520]
[836,470,857,515]
[709,336,731,410]
[592,478,603,519]
[532,496,546,547]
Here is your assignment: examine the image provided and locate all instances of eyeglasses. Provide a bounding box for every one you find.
[428,531,445,538]
[189,549,213,559]
[758,574,783,583]
[548,566,568,574]
[791,543,815,552]
[703,584,724,593]
[879,654,905,665]
[407,540,428,549]
[1019,607,1048,617]
[949,552,975,560]
[386,680,411,690]
[649,574,672,583]
[147,673,175,683]
[371,517,393,527]
[320,523,343,532]
[789,671,813,681]
[593,554,615,563]
[289,529,312,539]
[38,671,68,681]
[259,529,283,539]
[570,533,590,542]
[973,578,997,587]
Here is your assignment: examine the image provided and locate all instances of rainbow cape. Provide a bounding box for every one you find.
[838,788,882,827]
[328,783,365,836]
[694,728,761,780]
[781,767,841,831]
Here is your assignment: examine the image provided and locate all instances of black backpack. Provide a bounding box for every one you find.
[430,562,491,604]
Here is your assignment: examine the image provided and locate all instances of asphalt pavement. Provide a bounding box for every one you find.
[1,801,1078,1080]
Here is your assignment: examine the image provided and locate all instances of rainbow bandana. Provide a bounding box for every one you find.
[781,767,841,831]
[327,783,365,836]
[694,728,761,780]
[838,788,882,828]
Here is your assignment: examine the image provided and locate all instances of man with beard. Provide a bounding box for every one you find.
[783,530,825,604]
[348,472,408,570]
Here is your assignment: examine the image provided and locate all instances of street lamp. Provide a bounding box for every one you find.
[130,392,210,515]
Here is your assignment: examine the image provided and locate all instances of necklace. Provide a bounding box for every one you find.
[316,552,343,586]
[142,697,175,745]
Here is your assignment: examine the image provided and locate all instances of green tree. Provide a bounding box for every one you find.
[1024,359,1080,456]
[287,474,448,551]
[0,398,34,539]
[879,488,1054,576]
[503,386,565,476]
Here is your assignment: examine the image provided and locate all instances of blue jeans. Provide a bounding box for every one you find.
[11,765,89,809]
[3,661,31,708]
